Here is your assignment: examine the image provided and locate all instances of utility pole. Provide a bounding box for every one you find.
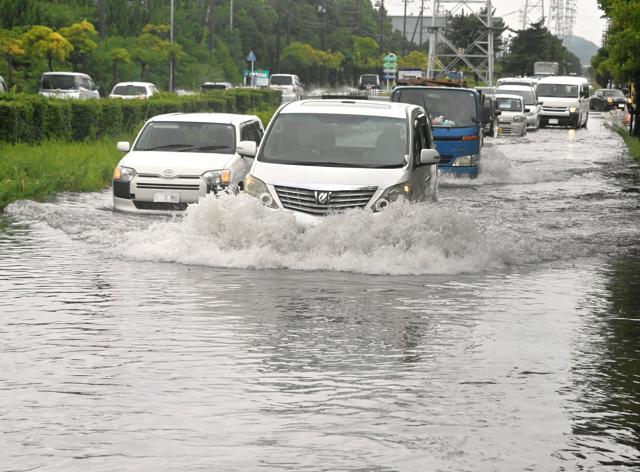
[169,0,174,92]
[230,0,234,30]
[402,0,408,55]
[419,0,425,45]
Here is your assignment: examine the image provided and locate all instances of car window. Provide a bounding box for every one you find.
[498,88,535,105]
[41,75,77,90]
[496,97,522,111]
[113,85,148,96]
[134,121,236,154]
[413,117,428,166]
[270,75,293,86]
[393,88,478,127]
[241,121,263,144]
[537,84,579,98]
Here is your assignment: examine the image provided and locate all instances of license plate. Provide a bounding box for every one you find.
[618,104,625,108]
[549,118,558,124]
[153,191,180,203]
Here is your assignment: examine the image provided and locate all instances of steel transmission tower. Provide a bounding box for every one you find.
[549,0,576,36]
[519,0,545,30]
[426,0,495,85]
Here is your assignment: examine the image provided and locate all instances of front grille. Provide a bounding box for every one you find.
[137,173,201,179]
[542,106,567,112]
[133,201,189,211]
[499,126,515,135]
[274,185,376,215]
[135,182,201,191]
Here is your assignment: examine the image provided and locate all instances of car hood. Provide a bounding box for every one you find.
[119,151,236,174]
[251,160,409,190]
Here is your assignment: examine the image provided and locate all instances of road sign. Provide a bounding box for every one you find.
[383,62,397,71]
[384,53,398,63]
[383,72,396,80]
[246,50,256,62]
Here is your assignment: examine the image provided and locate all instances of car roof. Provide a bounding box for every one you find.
[42,71,89,77]
[148,112,260,125]
[496,84,535,91]
[112,81,156,87]
[393,85,479,94]
[278,99,418,118]
[537,75,588,85]
[495,93,524,101]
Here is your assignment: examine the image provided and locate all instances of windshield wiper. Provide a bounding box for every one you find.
[179,145,231,152]
[142,144,194,151]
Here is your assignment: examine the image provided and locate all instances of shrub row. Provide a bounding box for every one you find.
[0,88,281,144]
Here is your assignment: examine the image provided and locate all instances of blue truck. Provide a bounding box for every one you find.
[390,86,483,177]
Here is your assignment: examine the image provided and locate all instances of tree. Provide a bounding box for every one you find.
[130,24,169,81]
[22,25,73,71]
[0,28,25,86]
[597,0,640,135]
[399,50,427,69]
[59,20,98,71]
[109,47,131,83]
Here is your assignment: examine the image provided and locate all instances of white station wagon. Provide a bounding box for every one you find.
[244,99,440,216]
[113,113,263,213]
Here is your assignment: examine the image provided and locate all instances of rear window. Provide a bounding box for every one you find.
[271,75,293,86]
[41,75,77,90]
[112,85,147,96]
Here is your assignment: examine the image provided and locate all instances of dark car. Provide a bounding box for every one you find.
[589,88,628,111]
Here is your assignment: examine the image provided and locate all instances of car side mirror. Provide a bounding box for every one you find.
[537,101,543,105]
[117,141,130,152]
[236,140,257,157]
[524,107,530,113]
[420,148,440,165]
[495,110,502,116]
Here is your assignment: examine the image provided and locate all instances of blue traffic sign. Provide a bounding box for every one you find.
[246,51,256,62]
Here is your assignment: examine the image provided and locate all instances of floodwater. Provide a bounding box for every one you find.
[1,113,639,471]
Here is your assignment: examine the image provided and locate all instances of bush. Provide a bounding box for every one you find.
[0,89,280,143]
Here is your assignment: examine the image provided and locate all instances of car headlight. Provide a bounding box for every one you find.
[569,106,577,113]
[113,165,136,182]
[244,174,278,208]
[372,181,411,211]
[452,155,479,167]
[607,97,613,103]
[202,170,231,189]
[513,115,525,122]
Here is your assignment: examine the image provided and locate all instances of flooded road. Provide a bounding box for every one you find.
[1,113,639,471]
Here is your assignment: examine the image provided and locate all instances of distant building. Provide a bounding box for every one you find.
[389,15,447,46]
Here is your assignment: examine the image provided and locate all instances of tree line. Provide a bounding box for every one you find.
[0,0,581,94]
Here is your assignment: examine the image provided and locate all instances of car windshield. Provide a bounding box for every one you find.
[270,76,293,86]
[259,113,407,168]
[498,88,535,105]
[134,121,236,153]
[537,83,579,98]
[112,85,147,96]
[393,88,478,127]
[361,75,378,85]
[496,97,523,112]
[41,75,77,90]
[603,89,624,98]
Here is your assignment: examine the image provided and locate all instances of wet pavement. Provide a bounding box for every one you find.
[1,113,639,471]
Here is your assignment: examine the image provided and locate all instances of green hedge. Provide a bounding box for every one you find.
[0,88,281,144]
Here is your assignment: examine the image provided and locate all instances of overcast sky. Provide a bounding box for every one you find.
[381,0,607,47]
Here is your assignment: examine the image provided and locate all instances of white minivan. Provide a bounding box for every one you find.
[537,76,590,128]
[39,72,100,99]
[243,99,440,216]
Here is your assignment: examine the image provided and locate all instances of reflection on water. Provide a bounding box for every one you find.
[1,116,640,470]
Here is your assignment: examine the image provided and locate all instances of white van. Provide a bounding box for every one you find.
[243,99,440,216]
[536,76,590,128]
[39,72,100,99]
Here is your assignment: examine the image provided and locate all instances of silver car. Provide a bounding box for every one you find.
[495,94,527,137]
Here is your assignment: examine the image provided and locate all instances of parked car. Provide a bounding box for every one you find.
[358,73,381,90]
[0,75,7,93]
[269,74,303,102]
[109,81,159,99]
[112,113,264,213]
[537,76,590,128]
[244,99,440,216]
[201,81,234,92]
[495,94,528,137]
[589,88,628,111]
[496,84,540,129]
[39,72,100,99]
[480,94,500,137]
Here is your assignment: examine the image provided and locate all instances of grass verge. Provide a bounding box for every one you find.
[0,137,126,210]
[616,127,640,161]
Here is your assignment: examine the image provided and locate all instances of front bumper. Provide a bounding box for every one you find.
[498,121,526,136]
[112,177,208,213]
